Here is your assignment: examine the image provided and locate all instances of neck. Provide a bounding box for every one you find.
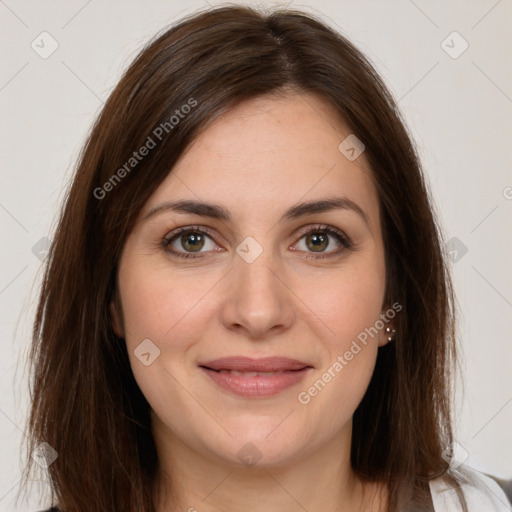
[151,418,385,512]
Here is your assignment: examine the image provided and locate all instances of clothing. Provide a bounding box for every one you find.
[429,464,512,512]
[38,466,512,512]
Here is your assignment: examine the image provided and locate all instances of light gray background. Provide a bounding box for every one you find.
[1,0,511,510]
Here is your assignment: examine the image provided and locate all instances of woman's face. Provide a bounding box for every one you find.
[114,92,391,468]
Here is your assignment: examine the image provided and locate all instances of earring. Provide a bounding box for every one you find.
[385,326,396,342]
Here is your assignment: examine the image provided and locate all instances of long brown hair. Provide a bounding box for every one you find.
[20,5,466,511]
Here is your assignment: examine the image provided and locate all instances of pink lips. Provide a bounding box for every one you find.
[199,356,313,398]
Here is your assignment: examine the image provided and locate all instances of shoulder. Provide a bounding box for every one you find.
[429,464,512,512]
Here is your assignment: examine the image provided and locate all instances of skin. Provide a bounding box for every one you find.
[112,92,394,512]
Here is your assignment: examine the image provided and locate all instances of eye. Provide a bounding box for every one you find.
[162,226,220,259]
[293,224,353,260]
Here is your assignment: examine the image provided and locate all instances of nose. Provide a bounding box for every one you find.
[219,243,295,340]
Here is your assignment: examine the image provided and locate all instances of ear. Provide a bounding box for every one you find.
[109,290,125,339]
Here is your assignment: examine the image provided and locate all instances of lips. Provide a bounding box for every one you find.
[199,356,311,373]
[198,356,313,398]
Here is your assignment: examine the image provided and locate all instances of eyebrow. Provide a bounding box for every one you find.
[143,196,370,228]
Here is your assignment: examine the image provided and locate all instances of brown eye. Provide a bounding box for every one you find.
[294,225,353,260]
[305,232,329,252]
[179,232,205,252]
[162,227,219,259]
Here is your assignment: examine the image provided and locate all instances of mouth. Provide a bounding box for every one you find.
[198,356,313,398]
[208,369,297,376]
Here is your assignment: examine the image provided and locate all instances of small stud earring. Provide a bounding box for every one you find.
[385,326,396,342]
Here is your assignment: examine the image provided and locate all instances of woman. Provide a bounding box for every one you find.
[21,5,510,512]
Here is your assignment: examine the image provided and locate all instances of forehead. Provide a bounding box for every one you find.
[141,93,380,231]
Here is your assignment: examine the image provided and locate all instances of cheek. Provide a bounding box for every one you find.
[118,256,217,345]
[117,257,215,413]
[117,252,228,406]
[298,279,382,428]
[295,256,385,409]
[302,258,386,348]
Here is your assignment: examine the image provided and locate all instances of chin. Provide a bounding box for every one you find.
[200,429,311,469]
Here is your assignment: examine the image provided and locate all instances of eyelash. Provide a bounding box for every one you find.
[161,224,353,261]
